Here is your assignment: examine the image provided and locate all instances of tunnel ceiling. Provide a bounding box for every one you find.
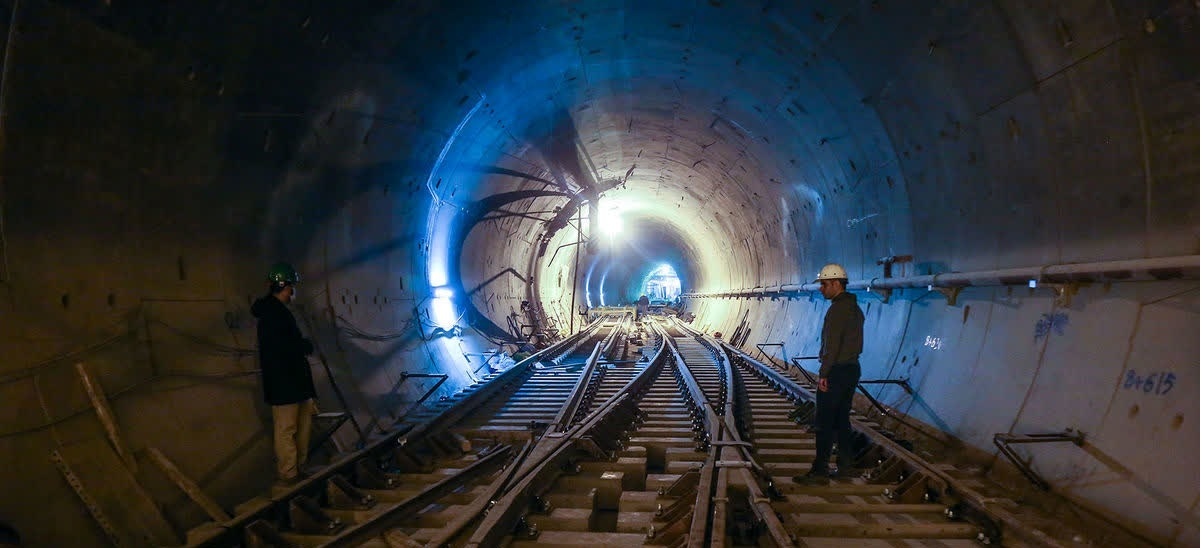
[277,0,1187,336]
[424,1,927,304]
[65,0,1197,324]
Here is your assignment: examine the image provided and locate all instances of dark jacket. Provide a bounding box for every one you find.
[251,295,316,405]
[819,291,864,378]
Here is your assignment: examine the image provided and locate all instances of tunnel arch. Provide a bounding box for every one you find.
[0,1,1194,545]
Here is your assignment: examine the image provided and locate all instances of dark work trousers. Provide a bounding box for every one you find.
[812,362,861,472]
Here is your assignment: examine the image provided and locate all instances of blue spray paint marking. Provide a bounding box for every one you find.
[1123,370,1176,395]
[1034,312,1069,340]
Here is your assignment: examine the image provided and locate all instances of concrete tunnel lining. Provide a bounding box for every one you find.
[0,0,1195,545]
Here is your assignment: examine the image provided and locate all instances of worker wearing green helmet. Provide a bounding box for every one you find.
[267,261,301,290]
[251,262,317,485]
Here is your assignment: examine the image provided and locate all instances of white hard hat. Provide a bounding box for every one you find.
[814,263,848,282]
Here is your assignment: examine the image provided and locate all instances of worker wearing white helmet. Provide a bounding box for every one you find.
[795,263,864,484]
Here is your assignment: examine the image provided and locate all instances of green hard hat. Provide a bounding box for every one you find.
[267,262,300,286]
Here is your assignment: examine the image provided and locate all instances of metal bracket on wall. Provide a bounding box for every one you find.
[789,362,948,446]
[866,285,892,303]
[754,342,784,366]
[394,373,449,421]
[1045,282,1080,307]
[992,430,1085,490]
[932,286,962,306]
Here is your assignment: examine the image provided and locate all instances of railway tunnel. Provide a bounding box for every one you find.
[0,0,1197,546]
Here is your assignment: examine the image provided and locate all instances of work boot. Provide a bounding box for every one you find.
[792,469,830,485]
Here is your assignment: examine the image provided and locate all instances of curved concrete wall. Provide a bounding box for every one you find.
[0,1,1194,545]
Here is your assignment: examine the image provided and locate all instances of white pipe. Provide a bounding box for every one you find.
[684,255,1199,298]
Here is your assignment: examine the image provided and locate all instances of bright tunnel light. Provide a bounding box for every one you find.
[431,286,458,329]
[599,197,624,237]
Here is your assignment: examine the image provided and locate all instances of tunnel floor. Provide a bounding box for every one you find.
[51,313,1149,548]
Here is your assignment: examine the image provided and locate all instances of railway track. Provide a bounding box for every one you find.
[179,315,1087,547]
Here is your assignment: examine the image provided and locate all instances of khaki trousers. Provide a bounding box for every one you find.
[271,398,315,480]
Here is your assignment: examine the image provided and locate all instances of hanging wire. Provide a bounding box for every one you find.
[147,318,256,357]
[334,313,416,342]
[0,369,259,440]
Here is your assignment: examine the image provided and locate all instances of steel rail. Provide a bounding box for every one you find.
[463,397,634,546]
[462,331,670,547]
[322,322,617,547]
[708,337,736,548]
[723,343,1068,548]
[549,316,607,365]
[551,342,603,432]
[318,444,515,547]
[573,332,662,427]
[713,338,794,546]
[339,322,618,547]
[190,321,605,547]
[415,438,537,548]
[463,395,634,547]
[656,330,721,548]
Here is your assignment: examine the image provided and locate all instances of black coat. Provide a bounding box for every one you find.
[251,295,317,405]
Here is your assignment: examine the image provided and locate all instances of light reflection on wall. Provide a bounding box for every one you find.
[431,286,458,329]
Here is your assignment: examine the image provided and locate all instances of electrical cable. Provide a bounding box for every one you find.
[0,369,259,440]
[334,313,416,342]
[0,331,129,385]
[148,318,256,357]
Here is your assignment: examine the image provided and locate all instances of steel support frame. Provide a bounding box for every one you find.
[992,432,1085,491]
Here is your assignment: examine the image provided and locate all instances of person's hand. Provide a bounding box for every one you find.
[817,377,829,392]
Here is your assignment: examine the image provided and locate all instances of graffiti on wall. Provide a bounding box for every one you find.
[1123,370,1177,396]
[1034,312,1069,340]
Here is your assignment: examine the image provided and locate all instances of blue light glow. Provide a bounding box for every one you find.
[424,95,485,290]
[430,289,458,330]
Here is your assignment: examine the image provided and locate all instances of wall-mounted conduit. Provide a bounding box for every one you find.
[683,255,1199,301]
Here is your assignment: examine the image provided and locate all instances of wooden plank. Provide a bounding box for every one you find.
[75,362,137,473]
[776,501,946,514]
[53,439,178,546]
[791,521,980,539]
[51,450,124,546]
[146,447,231,521]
